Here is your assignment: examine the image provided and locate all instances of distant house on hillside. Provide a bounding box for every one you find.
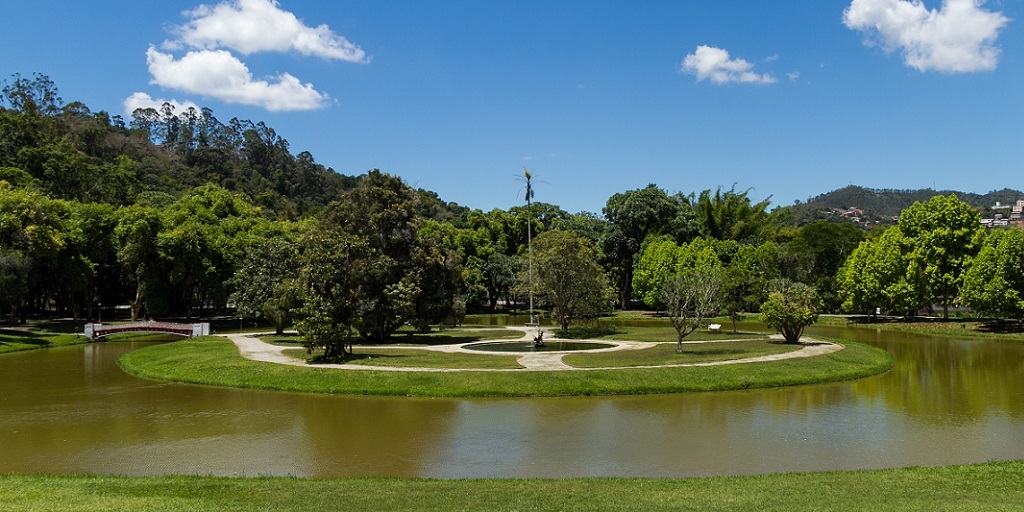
[983,199,1024,229]
[827,207,865,223]
[1011,200,1024,222]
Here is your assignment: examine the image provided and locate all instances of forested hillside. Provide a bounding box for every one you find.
[790,185,1024,225]
[3,73,1021,337]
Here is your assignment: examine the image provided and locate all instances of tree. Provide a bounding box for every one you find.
[231,237,303,334]
[411,220,464,331]
[721,241,779,332]
[632,237,683,308]
[602,184,679,308]
[959,229,1024,320]
[294,230,368,360]
[114,204,163,320]
[1,73,62,117]
[527,230,613,332]
[780,220,864,311]
[694,185,771,242]
[898,194,983,319]
[839,227,920,317]
[632,237,720,309]
[0,181,74,321]
[158,184,265,318]
[317,170,460,339]
[0,249,29,325]
[760,281,819,344]
[662,267,724,351]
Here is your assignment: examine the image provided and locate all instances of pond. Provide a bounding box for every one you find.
[0,324,1022,478]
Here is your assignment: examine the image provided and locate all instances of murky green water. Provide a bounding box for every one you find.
[0,324,1022,478]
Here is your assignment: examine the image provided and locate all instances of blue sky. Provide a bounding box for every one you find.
[2,0,1023,214]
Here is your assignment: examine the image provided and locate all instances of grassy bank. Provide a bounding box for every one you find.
[0,328,88,355]
[117,336,893,397]
[1,461,1022,511]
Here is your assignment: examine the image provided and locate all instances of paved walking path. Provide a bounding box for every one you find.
[223,327,843,373]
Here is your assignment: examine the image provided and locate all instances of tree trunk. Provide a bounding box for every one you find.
[131,287,143,321]
[619,266,633,309]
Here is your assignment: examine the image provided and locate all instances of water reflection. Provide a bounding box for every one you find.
[0,324,1022,478]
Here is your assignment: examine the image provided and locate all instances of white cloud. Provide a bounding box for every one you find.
[123,92,201,116]
[172,0,368,62]
[787,71,801,83]
[843,0,1009,73]
[134,0,365,112]
[680,45,776,85]
[145,46,330,111]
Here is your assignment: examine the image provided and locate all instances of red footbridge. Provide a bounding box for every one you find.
[84,321,210,340]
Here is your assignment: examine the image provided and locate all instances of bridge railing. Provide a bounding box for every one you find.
[85,322,210,340]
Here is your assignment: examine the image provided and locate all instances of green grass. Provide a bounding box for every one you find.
[0,328,89,354]
[0,461,1022,511]
[564,340,802,368]
[262,328,525,347]
[281,347,523,369]
[561,324,768,342]
[117,335,893,397]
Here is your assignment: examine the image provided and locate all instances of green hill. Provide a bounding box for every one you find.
[787,185,1023,226]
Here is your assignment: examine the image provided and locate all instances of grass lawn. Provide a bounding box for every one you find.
[0,328,88,355]
[564,340,802,368]
[262,328,524,347]
[558,324,766,343]
[117,335,892,397]
[1,461,1022,511]
[280,346,523,369]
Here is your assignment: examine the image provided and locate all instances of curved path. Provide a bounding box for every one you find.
[223,327,843,372]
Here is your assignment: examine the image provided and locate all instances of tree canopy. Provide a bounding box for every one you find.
[760,281,819,344]
[527,230,613,332]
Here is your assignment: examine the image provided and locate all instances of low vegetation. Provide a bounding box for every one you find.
[1,461,1022,512]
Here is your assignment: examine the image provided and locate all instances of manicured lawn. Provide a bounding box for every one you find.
[564,340,802,368]
[262,328,525,347]
[558,324,766,343]
[1,461,1022,511]
[280,346,523,369]
[0,328,88,355]
[118,335,892,397]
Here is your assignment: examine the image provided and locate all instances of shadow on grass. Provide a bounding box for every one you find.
[0,329,53,346]
[309,352,408,365]
[975,320,1024,334]
[678,348,746,356]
